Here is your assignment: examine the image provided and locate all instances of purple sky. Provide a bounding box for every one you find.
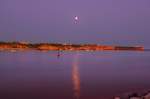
[0,0,150,47]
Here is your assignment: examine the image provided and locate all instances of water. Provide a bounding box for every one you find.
[0,51,150,99]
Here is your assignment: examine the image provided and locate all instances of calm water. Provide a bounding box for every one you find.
[0,51,150,99]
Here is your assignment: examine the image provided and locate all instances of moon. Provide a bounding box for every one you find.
[75,16,78,21]
[74,16,79,24]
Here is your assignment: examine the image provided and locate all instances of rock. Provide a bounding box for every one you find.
[130,97,141,99]
[114,96,120,99]
[144,93,150,99]
[128,92,142,99]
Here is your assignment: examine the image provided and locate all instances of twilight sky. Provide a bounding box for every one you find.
[0,0,150,47]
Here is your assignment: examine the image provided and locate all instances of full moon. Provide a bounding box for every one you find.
[74,16,79,24]
[75,16,78,21]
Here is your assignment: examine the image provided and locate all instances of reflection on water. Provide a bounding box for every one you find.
[72,53,80,99]
[0,51,150,99]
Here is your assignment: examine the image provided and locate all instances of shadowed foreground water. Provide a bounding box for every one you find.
[0,51,150,99]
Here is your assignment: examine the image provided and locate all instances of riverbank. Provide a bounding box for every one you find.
[0,41,144,51]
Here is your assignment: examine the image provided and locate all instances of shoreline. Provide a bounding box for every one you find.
[0,41,144,52]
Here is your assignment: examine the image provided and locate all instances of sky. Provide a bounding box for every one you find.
[0,0,150,47]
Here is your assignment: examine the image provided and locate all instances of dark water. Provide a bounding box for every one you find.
[0,51,150,99]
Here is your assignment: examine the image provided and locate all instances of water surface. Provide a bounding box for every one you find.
[0,51,150,99]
